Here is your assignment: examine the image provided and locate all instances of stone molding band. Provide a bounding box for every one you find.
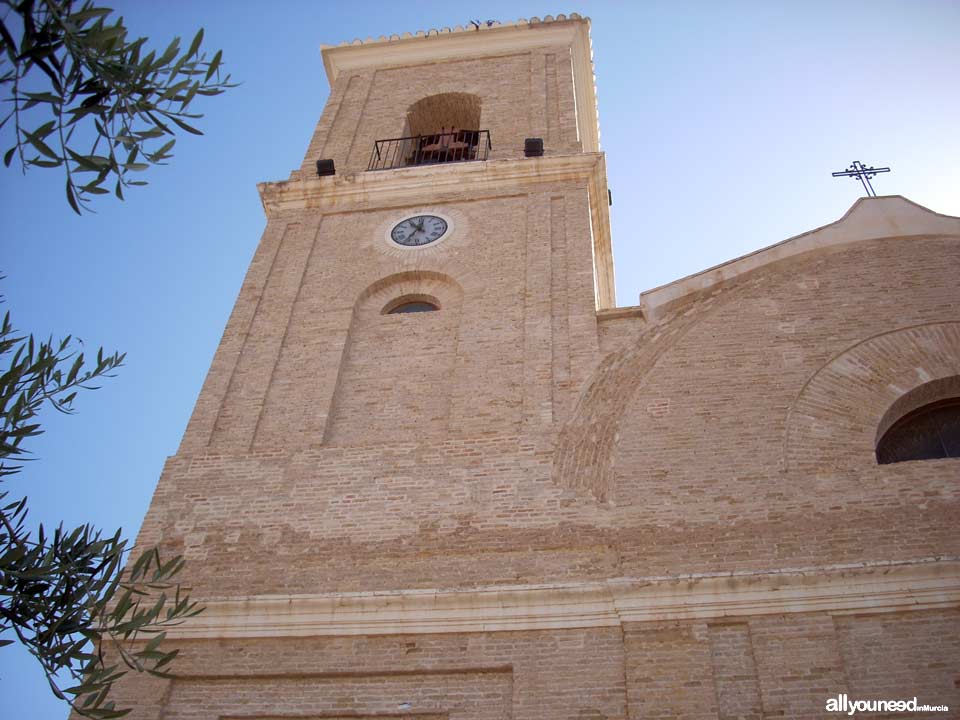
[168,558,960,639]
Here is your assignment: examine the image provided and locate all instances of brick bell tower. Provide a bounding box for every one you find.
[121,14,627,720]
[175,13,611,456]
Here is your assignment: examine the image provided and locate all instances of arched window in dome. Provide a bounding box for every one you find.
[876,397,960,464]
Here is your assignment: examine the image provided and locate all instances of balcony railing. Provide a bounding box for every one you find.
[367,129,491,171]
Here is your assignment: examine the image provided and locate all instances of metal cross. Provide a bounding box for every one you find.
[831,160,891,197]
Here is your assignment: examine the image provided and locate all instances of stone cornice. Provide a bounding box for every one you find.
[322,19,580,82]
[320,17,600,153]
[257,154,616,309]
[258,154,604,214]
[168,558,960,639]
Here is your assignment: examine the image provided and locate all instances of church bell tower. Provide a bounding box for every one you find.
[122,15,630,719]
[174,13,613,455]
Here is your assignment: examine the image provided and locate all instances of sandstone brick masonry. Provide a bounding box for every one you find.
[113,16,960,720]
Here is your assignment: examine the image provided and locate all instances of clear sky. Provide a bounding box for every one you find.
[1,1,958,717]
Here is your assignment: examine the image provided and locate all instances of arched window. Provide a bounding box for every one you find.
[388,301,438,314]
[876,397,960,464]
[382,294,441,315]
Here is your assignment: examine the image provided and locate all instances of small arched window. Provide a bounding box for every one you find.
[876,397,960,464]
[382,294,441,315]
[388,301,438,314]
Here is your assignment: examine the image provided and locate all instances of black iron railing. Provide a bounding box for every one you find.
[367,129,491,171]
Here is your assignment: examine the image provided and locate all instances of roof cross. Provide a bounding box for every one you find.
[831,160,891,197]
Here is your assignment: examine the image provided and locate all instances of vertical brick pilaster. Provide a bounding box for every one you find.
[751,613,847,719]
[623,621,718,719]
[522,193,554,429]
[709,622,764,720]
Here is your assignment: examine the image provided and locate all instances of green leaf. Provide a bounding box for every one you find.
[66,7,113,26]
[182,81,200,108]
[33,120,58,138]
[151,138,176,160]
[84,24,127,50]
[142,632,167,654]
[24,91,62,105]
[138,49,157,73]
[66,179,81,215]
[156,38,180,68]
[84,155,113,168]
[67,148,105,172]
[65,104,106,122]
[3,147,15,167]
[166,115,203,136]
[187,28,204,59]
[159,79,191,102]
[204,50,222,83]
[24,133,60,160]
[135,127,166,140]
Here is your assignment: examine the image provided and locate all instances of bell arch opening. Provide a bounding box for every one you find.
[405,92,481,137]
[402,93,484,166]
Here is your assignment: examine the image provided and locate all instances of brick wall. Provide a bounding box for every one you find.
[104,611,959,718]
[127,219,960,719]
[107,629,628,720]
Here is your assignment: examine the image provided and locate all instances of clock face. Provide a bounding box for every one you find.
[390,215,448,247]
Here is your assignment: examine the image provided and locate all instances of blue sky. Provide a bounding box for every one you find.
[1,1,958,717]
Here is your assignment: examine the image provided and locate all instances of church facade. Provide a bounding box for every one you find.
[117,15,959,719]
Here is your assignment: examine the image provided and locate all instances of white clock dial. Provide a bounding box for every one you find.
[390,215,448,247]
